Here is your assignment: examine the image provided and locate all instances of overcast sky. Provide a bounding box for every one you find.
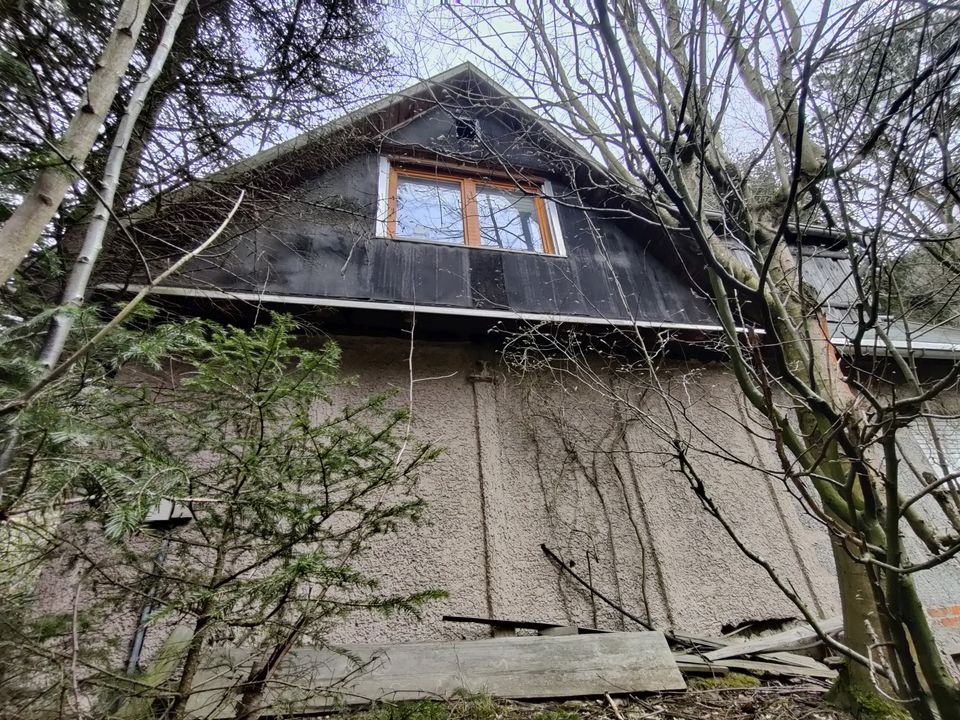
[253,0,867,174]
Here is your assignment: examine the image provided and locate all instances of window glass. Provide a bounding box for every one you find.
[395,176,464,243]
[475,186,546,253]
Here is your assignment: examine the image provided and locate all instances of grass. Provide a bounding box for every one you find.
[352,692,578,720]
[688,672,762,690]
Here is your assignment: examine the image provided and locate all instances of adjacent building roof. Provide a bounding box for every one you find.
[803,248,960,360]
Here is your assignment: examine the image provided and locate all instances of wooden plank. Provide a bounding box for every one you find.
[187,632,685,718]
[673,657,730,675]
[541,626,578,637]
[666,632,726,651]
[717,658,837,680]
[442,615,725,653]
[442,614,612,635]
[760,651,830,670]
[703,617,842,662]
[675,655,837,680]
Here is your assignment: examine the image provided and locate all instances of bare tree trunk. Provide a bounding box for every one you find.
[38,0,191,368]
[114,0,215,209]
[232,615,308,720]
[0,0,150,284]
[167,610,211,720]
[828,535,890,697]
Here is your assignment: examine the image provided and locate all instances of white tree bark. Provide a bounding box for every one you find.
[39,0,192,369]
[3,191,244,417]
[0,0,150,284]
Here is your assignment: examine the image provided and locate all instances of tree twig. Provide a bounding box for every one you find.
[0,191,245,416]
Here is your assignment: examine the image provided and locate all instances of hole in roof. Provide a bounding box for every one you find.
[455,117,479,140]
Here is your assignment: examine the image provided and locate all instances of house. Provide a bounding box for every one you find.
[102,64,960,654]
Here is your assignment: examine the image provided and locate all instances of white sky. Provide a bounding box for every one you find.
[249,0,887,185]
[351,0,853,162]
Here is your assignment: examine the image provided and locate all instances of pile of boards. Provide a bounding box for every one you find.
[443,614,840,683]
[666,616,842,681]
[185,614,840,718]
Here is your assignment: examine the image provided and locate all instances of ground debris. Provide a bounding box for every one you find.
[345,686,854,720]
[568,688,851,720]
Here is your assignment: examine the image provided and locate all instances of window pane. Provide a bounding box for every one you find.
[395,176,464,243]
[475,186,546,253]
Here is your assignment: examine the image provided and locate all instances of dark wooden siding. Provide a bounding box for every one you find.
[176,108,717,327]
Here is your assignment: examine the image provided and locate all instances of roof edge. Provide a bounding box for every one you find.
[169,63,607,196]
[96,283,749,334]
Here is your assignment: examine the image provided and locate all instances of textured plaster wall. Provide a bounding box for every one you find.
[31,522,163,701]
[38,334,960,661]
[320,335,841,642]
[319,338,493,643]
[897,390,960,655]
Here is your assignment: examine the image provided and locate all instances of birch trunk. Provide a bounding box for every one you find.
[0,0,150,284]
[39,0,192,369]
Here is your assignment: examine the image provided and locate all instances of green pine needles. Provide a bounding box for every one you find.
[0,311,443,719]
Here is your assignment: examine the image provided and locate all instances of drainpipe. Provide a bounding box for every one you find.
[469,361,497,622]
[124,501,191,675]
[125,533,172,675]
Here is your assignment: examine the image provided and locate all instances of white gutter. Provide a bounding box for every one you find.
[96,283,750,334]
[830,336,960,360]
[101,283,957,357]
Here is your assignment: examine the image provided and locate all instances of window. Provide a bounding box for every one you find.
[394,175,464,243]
[475,185,548,252]
[380,162,562,255]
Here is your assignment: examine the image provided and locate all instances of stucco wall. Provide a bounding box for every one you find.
[898,394,960,656]
[35,333,960,662]
[318,334,842,642]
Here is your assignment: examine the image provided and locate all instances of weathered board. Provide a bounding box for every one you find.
[441,614,613,634]
[702,617,842,662]
[186,632,684,718]
[675,654,837,680]
[162,105,721,330]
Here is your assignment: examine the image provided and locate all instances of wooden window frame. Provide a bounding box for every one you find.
[386,164,556,255]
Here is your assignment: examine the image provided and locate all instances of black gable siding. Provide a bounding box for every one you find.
[179,116,717,327]
[386,105,563,175]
